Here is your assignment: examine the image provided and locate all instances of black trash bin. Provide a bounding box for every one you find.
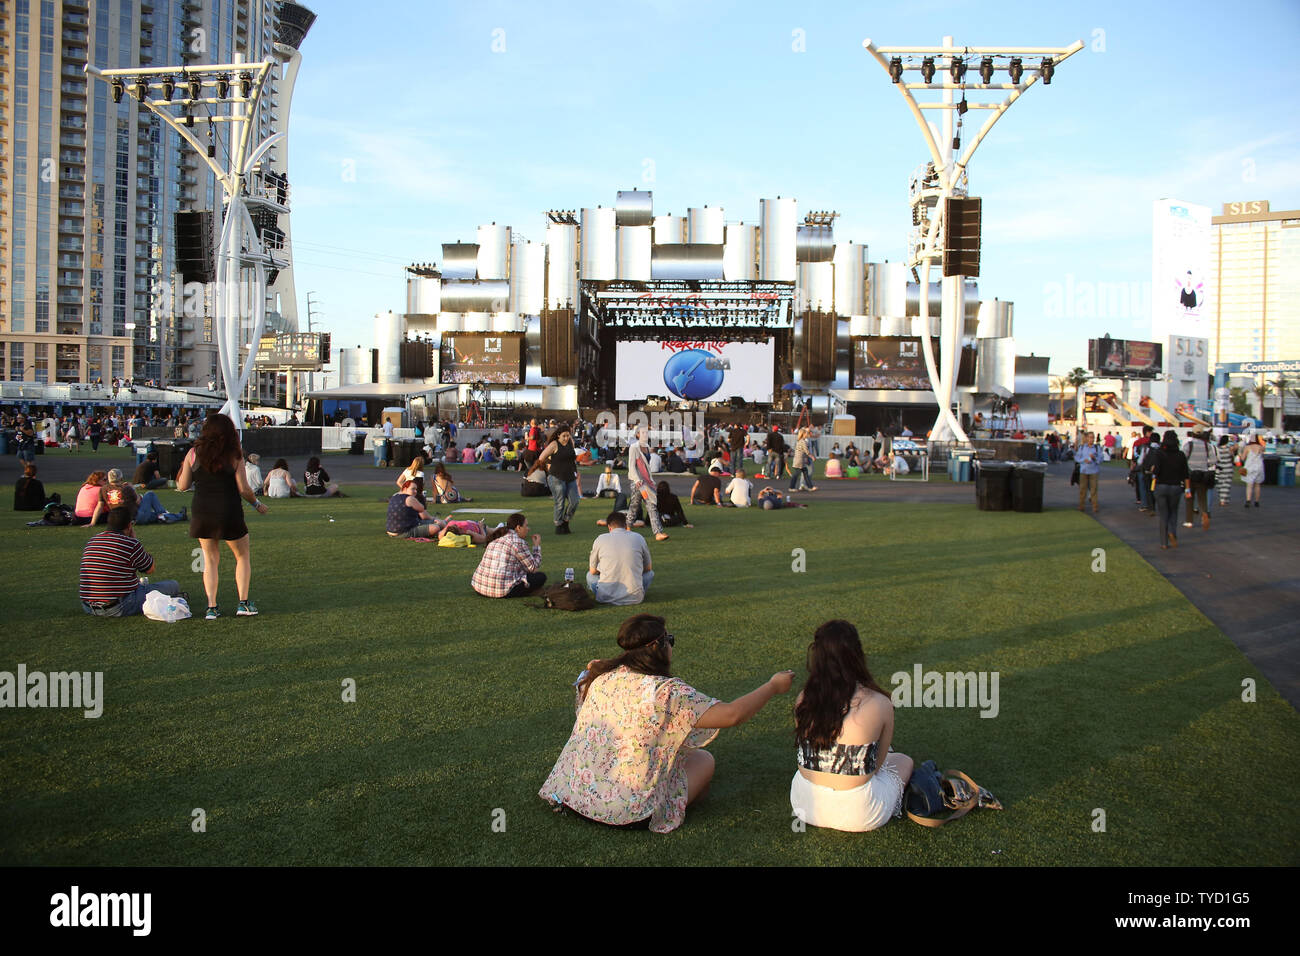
[1012,461,1048,513]
[1263,456,1280,485]
[350,435,367,455]
[152,440,192,480]
[976,461,1013,511]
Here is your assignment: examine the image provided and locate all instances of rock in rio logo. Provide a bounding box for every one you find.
[661,342,730,400]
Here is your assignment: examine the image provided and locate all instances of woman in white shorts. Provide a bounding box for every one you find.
[791,620,913,832]
[1238,434,1266,508]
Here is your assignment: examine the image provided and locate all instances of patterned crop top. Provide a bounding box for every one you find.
[796,740,879,776]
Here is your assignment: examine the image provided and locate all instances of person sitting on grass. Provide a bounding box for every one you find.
[14,463,58,511]
[845,444,862,470]
[132,451,170,490]
[303,457,344,497]
[433,517,494,545]
[74,471,107,525]
[725,468,753,507]
[386,478,441,539]
[791,620,913,832]
[655,480,692,528]
[587,512,654,606]
[433,463,472,503]
[470,512,545,598]
[538,613,794,834]
[262,459,302,498]
[396,455,425,490]
[79,506,184,617]
[690,467,725,506]
[91,469,185,526]
[244,453,264,495]
[824,453,843,479]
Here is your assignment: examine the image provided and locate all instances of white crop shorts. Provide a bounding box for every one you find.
[790,764,905,833]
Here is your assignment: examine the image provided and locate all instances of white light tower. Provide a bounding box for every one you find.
[84,61,288,430]
[864,36,1083,443]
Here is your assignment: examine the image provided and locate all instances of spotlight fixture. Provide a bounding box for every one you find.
[135,76,149,100]
[187,74,201,100]
[950,57,966,83]
[920,57,936,83]
[979,56,994,84]
[111,77,125,103]
[957,96,969,116]
[1009,57,1023,84]
[238,71,253,99]
[216,73,230,98]
[889,57,903,83]
[161,75,175,100]
[1040,57,1054,84]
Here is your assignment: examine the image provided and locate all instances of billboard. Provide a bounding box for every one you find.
[1088,337,1163,379]
[439,333,523,385]
[614,339,774,403]
[851,337,940,390]
[1151,199,1212,340]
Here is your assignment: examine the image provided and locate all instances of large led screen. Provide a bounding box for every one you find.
[852,337,938,390]
[615,339,775,403]
[439,333,523,385]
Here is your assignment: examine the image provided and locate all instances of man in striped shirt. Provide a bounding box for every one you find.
[471,513,546,598]
[79,507,183,617]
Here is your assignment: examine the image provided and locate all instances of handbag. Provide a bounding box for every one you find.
[906,760,1002,828]
[1070,462,1080,486]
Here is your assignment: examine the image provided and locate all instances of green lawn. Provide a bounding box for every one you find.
[2,449,1297,866]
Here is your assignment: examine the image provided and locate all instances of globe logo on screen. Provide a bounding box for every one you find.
[663,349,725,401]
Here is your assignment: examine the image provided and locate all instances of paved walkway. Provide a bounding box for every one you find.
[11,446,1296,706]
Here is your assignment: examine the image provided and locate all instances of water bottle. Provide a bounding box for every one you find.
[564,567,574,587]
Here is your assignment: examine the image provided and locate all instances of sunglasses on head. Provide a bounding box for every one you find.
[659,633,675,647]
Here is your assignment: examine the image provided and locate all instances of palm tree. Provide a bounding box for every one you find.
[1066,367,1091,437]
[1251,379,1273,428]
[1049,375,1068,424]
[1229,386,1251,417]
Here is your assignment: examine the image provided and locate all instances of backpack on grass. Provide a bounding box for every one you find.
[530,583,596,611]
[905,761,1003,828]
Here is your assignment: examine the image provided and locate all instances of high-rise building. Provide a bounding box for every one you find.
[0,0,313,395]
[1209,201,1300,369]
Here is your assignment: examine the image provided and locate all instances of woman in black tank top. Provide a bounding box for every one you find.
[536,424,583,534]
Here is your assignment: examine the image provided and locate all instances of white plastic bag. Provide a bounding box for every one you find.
[142,590,192,623]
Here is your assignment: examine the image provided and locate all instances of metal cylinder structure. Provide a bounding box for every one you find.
[833,242,868,317]
[907,280,979,319]
[510,240,546,314]
[338,347,372,386]
[687,206,724,244]
[848,315,877,338]
[869,262,908,318]
[617,225,652,280]
[759,197,797,281]
[797,262,834,312]
[615,189,653,226]
[437,312,464,334]
[723,223,759,280]
[651,244,725,281]
[545,222,577,309]
[374,311,405,384]
[442,242,479,280]
[462,312,490,333]
[652,214,686,245]
[476,223,511,281]
[406,275,441,315]
[439,279,510,314]
[976,299,1014,339]
[491,312,524,333]
[580,206,617,280]
[795,224,835,263]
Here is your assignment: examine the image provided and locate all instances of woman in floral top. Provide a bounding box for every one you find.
[539,614,794,833]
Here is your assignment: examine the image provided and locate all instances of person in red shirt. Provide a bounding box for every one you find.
[80,507,183,617]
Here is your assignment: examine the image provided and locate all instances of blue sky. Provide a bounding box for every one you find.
[285,0,1300,380]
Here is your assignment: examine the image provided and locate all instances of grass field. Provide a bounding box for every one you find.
[2,448,1297,866]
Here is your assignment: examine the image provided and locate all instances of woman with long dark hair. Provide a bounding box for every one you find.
[791,620,913,832]
[177,414,269,619]
[1145,429,1190,549]
[540,614,793,833]
[535,423,582,534]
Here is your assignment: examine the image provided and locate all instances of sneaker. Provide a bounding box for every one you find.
[1254,501,1260,508]
[1182,522,1193,528]
[236,600,258,616]
[205,606,221,620]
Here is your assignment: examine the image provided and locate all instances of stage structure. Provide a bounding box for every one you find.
[85,55,293,430]
[863,35,1083,442]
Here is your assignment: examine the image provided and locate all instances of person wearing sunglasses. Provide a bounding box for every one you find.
[540,614,794,833]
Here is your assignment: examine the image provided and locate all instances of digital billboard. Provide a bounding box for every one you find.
[439,333,523,385]
[851,337,938,390]
[614,339,775,403]
[1088,338,1163,380]
[1151,199,1213,340]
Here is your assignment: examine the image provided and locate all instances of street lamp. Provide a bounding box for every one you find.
[862,36,1083,443]
[85,59,286,432]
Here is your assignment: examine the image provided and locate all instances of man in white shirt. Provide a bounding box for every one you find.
[382,419,395,439]
[647,448,663,473]
[587,512,654,605]
[725,468,753,507]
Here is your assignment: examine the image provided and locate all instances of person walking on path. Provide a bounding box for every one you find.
[1215,435,1237,508]
[1238,434,1266,508]
[1075,431,1103,513]
[1145,430,1190,550]
[1183,431,1219,530]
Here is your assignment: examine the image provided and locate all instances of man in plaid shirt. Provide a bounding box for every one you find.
[471,513,547,598]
